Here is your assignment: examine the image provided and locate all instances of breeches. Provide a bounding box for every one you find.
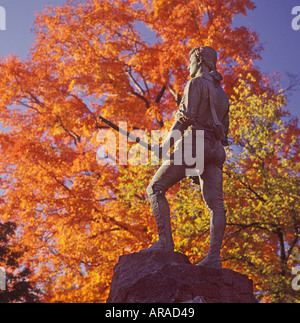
[146,137,226,229]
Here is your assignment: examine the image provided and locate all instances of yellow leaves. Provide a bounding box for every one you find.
[226,71,300,301]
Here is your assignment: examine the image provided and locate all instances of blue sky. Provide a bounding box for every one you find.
[233,0,300,122]
[0,0,299,122]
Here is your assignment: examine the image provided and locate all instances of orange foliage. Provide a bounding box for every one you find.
[0,0,298,302]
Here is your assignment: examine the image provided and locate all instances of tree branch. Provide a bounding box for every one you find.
[56,115,81,145]
[239,179,267,203]
[282,72,300,94]
[129,90,150,109]
[168,84,182,106]
[286,226,299,262]
[140,72,150,96]
[126,66,145,95]
[155,85,166,103]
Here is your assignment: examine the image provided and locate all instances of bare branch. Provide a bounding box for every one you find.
[168,84,182,106]
[282,72,300,94]
[129,90,150,109]
[140,72,150,95]
[286,226,299,262]
[126,66,145,95]
[155,85,166,103]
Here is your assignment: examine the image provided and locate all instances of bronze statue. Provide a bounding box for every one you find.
[140,46,230,269]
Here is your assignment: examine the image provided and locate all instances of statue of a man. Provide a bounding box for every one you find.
[140,46,230,269]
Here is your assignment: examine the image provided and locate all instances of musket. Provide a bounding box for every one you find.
[98,115,152,151]
[98,116,201,184]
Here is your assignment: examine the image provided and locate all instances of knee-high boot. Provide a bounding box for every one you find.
[198,211,226,269]
[140,192,175,254]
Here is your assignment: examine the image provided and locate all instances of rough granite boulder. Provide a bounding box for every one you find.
[107,251,257,303]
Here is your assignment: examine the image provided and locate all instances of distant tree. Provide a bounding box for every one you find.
[0,222,40,303]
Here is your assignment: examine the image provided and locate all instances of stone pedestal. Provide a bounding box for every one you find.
[107,251,257,303]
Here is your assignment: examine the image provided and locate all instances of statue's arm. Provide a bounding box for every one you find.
[160,79,201,151]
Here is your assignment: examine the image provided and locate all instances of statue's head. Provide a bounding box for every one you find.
[188,46,222,84]
[189,46,217,71]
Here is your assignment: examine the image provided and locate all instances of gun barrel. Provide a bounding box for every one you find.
[98,116,152,151]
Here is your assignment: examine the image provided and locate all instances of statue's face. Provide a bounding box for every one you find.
[188,54,201,78]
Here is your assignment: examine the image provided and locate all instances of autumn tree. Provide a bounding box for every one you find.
[223,75,299,302]
[0,0,298,302]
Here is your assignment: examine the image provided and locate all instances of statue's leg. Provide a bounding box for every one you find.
[198,163,226,269]
[140,160,186,254]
